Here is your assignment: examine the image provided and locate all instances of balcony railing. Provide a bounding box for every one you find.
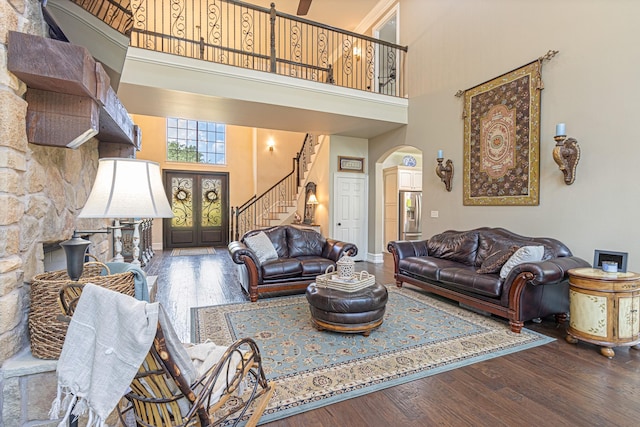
[124,0,408,96]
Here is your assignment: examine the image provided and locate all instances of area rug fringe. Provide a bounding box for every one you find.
[191,285,554,426]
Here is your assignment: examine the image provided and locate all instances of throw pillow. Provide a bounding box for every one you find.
[476,246,519,274]
[499,245,545,279]
[244,231,278,264]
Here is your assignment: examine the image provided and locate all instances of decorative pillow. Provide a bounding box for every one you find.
[476,246,519,274]
[499,246,545,279]
[244,231,278,264]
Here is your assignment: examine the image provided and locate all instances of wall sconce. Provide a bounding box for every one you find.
[353,46,361,62]
[435,150,454,192]
[552,123,580,185]
[303,182,318,224]
[267,138,275,152]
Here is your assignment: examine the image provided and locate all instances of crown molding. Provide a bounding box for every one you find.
[355,0,398,35]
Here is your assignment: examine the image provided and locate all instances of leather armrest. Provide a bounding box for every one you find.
[387,240,429,260]
[228,241,261,267]
[323,239,358,262]
[507,256,591,285]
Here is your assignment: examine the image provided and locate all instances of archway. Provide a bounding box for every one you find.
[373,145,423,259]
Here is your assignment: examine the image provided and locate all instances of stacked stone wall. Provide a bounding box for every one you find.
[1,2,109,425]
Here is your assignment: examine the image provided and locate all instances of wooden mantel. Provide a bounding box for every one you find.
[7,31,139,152]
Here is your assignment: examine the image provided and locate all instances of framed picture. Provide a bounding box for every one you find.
[338,156,364,173]
[593,250,628,273]
[462,61,542,205]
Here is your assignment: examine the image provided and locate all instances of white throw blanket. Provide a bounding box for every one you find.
[50,284,243,426]
[50,283,159,427]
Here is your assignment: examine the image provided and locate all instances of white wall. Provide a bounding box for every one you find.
[369,0,640,270]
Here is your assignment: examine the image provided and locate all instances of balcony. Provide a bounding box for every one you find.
[44,0,408,138]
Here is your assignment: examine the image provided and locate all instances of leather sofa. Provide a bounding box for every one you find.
[388,227,590,333]
[229,225,358,302]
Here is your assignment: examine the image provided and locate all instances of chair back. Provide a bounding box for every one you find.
[58,283,274,427]
[122,325,208,427]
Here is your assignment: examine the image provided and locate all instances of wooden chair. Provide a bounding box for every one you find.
[58,284,275,427]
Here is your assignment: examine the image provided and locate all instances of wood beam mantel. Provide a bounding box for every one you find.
[7,31,137,151]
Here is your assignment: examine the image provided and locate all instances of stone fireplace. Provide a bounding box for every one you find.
[0,2,135,424]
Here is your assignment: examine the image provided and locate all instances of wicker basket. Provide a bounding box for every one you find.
[29,262,136,359]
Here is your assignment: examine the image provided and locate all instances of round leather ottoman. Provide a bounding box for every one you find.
[305,282,388,336]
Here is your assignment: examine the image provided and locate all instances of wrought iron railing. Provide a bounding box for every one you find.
[232,133,316,240]
[67,0,133,34]
[119,0,408,96]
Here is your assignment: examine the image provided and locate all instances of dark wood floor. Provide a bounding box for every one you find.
[146,249,640,426]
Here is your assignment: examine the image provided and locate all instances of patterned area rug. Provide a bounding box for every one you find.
[191,285,554,425]
[170,247,216,256]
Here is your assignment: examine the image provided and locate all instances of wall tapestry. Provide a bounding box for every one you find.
[459,52,556,206]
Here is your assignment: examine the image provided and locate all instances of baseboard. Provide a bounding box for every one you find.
[152,242,163,251]
[367,252,384,264]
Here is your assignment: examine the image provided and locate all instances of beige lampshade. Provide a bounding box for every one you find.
[307,193,319,205]
[79,158,173,218]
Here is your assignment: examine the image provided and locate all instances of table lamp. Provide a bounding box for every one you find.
[63,158,174,279]
[306,192,319,224]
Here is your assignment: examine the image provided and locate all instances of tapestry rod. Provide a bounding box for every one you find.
[454,49,559,98]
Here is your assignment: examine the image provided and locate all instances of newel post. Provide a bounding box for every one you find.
[270,3,277,73]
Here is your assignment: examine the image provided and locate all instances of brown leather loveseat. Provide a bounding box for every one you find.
[388,227,590,333]
[229,225,358,302]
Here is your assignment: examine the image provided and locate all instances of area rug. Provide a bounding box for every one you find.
[170,247,216,256]
[191,285,554,425]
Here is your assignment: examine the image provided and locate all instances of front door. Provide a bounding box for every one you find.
[164,171,229,248]
[333,173,367,261]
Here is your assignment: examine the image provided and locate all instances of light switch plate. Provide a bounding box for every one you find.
[430,210,439,218]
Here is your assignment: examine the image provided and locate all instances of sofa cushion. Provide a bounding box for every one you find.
[499,246,545,279]
[427,230,479,266]
[261,258,302,279]
[476,235,526,267]
[476,228,570,265]
[438,266,504,298]
[298,256,334,277]
[476,246,519,274]
[262,227,289,258]
[244,231,278,264]
[398,256,462,281]
[287,227,325,258]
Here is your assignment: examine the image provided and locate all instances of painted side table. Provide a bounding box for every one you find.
[566,268,640,358]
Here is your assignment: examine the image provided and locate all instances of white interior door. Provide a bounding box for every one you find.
[333,173,367,261]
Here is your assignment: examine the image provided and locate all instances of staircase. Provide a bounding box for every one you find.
[231,133,319,240]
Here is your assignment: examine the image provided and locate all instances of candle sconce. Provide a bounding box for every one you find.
[552,135,580,185]
[436,158,454,192]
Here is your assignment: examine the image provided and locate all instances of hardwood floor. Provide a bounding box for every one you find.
[145,249,640,426]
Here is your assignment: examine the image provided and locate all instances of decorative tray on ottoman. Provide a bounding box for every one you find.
[315,268,375,293]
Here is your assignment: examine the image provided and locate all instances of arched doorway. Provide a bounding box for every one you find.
[374,146,423,256]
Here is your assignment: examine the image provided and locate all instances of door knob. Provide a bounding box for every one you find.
[337,223,342,226]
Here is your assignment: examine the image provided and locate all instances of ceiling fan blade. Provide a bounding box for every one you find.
[297,0,312,16]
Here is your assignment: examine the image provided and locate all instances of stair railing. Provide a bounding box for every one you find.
[232,133,316,240]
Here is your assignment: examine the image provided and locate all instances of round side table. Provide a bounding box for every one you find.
[566,268,640,358]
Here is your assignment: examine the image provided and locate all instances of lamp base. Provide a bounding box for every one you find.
[60,234,91,281]
[131,220,142,266]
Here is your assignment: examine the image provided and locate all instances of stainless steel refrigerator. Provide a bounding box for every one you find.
[399,191,422,240]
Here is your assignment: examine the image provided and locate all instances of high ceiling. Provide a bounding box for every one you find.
[249,0,382,32]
